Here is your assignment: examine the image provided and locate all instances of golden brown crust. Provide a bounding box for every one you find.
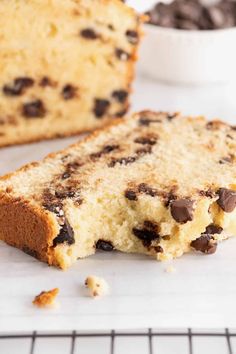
[206,119,230,129]
[0,127,90,149]
[0,193,58,264]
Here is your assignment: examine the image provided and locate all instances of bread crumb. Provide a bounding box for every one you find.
[165,265,176,273]
[85,276,109,298]
[33,288,59,308]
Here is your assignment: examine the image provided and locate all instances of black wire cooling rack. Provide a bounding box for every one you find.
[0,328,235,354]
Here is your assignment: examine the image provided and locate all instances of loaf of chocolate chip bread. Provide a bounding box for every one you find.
[0,0,140,147]
[1,111,236,269]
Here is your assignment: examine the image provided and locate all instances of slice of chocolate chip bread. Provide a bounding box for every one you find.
[0,0,141,147]
[1,111,236,269]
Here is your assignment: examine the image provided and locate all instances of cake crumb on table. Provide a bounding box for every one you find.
[165,265,177,274]
[33,288,59,308]
[85,276,109,298]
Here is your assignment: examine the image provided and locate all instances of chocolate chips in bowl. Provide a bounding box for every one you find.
[147,0,236,30]
[138,0,236,84]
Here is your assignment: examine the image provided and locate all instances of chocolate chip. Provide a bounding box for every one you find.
[134,136,158,145]
[54,184,82,204]
[206,122,214,130]
[43,202,63,217]
[199,189,215,198]
[138,183,158,197]
[90,151,105,159]
[80,28,99,39]
[170,199,194,223]
[55,189,75,199]
[138,117,161,126]
[90,144,119,159]
[147,2,173,27]
[205,6,225,29]
[167,113,178,121]
[61,172,71,180]
[39,76,53,87]
[102,145,119,154]
[175,1,202,23]
[42,189,56,202]
[126,30,139,44]
[74,198,83,206]
[65,161,82,173]
[108,156,136,167]
[219,155,234,164]
[94,99,110,118]
[108,144,152,167]
[112,90,128,103]
[164,190,178,207]
[191,235,217,254]
[176,19,199,30]
[125,189,138,201]
[108,24,114,31]
[96,240,114,251]
[162,235,171,241]
[205,224,223,235]
[226,134,234,140]
[133,221,160,247]
[139,118,151,126]
[61,154,70,163]
[132,227,158,244]
[22,100,46,118]
[217,188,236,213]
[62,85,77,100]
[42,185,82,218]
[53,220,75,246]
[115,48,130,61]
[3,77,34,96]
[39,76,57,88]
[135,145,152,156]
[154,245,163,253]
[42,189,63,214]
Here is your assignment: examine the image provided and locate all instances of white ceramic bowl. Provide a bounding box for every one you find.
[138,23,236,85]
